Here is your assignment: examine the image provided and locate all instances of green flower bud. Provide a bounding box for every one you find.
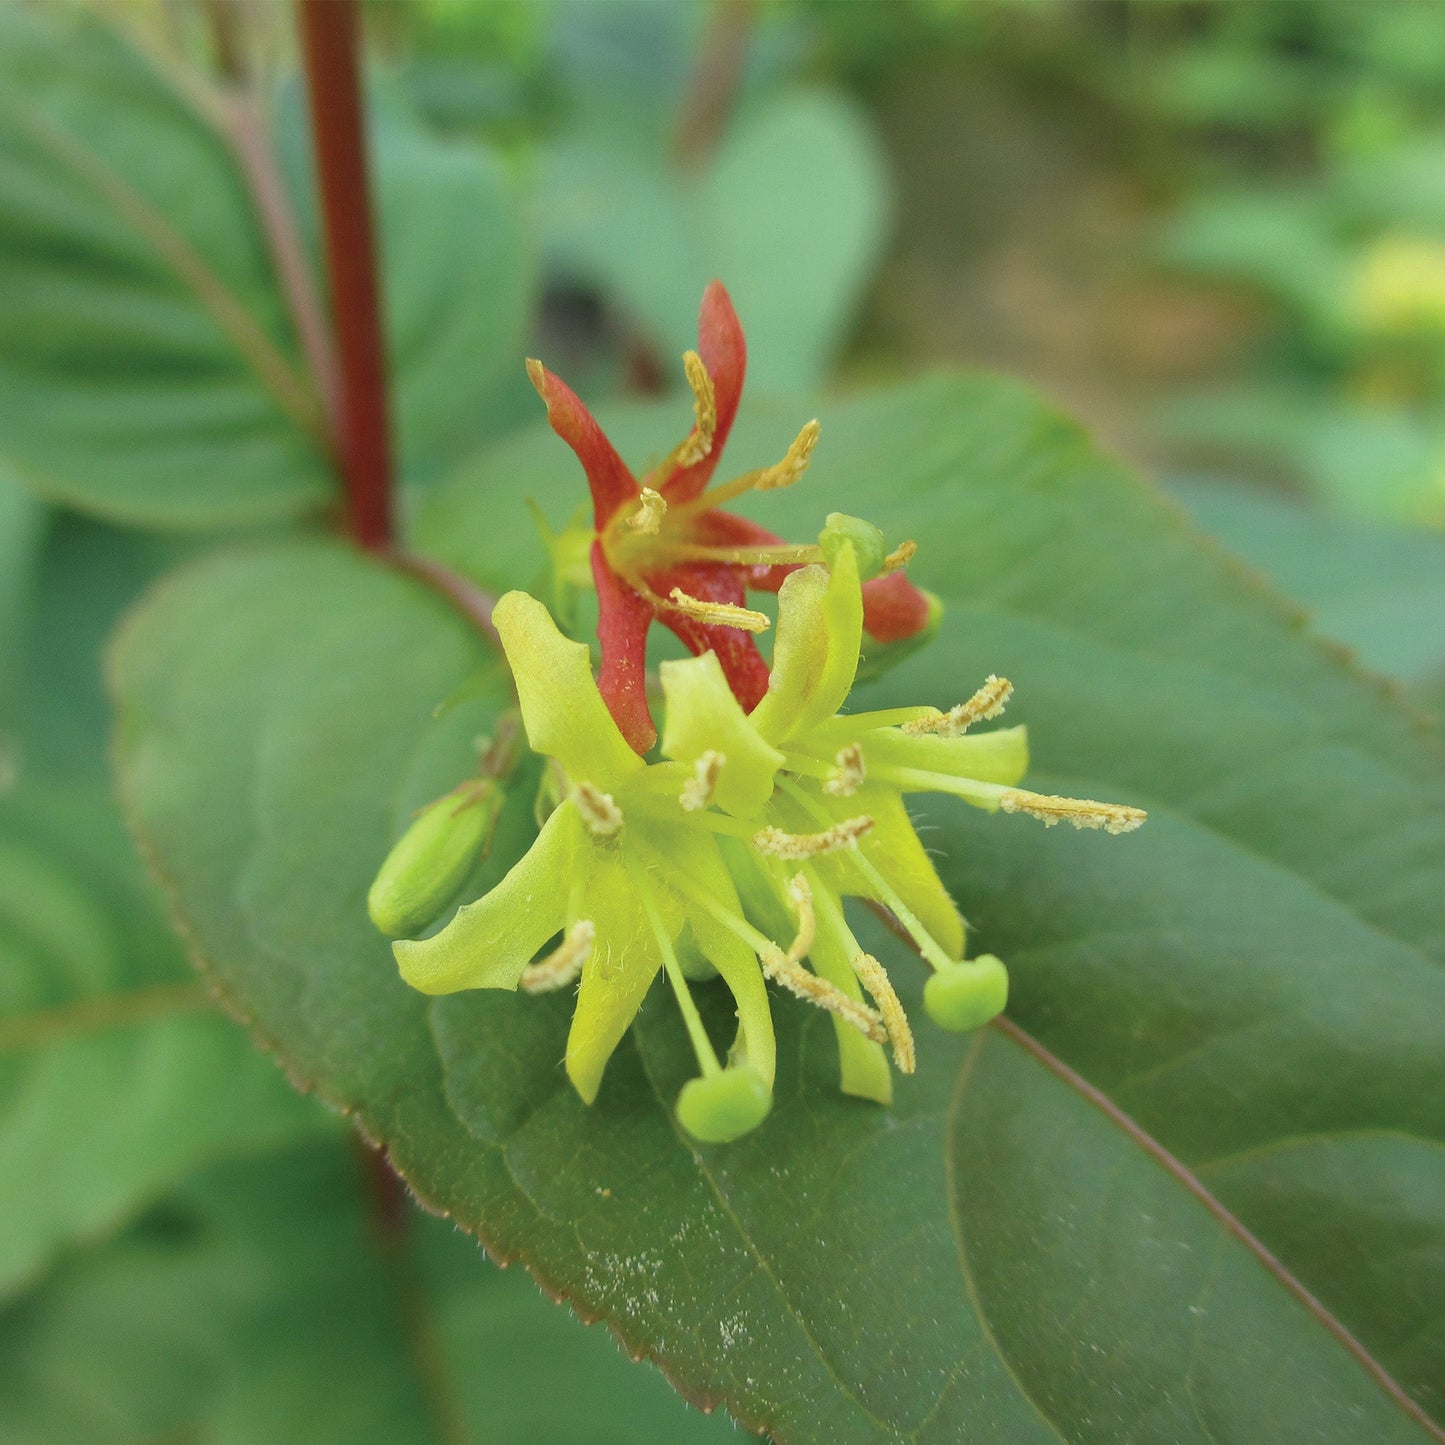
[923,954,1009,1033]
[675,1065,772,1144]
[368,782,502,940]
[854,588,944,686]
[819,513,887,581]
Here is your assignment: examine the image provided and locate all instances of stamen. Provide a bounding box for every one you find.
[520,920,594,994]
[682,418,822,512]
[626,486,666,535]
[667,588,771,633]
[680,750,725,812]
[576,781,624,837]
[882,540,917,573]
[753,815,874,859]
[784,874,816,965]
[853,954,916,1073]
[822,743,866,797]
[775,775,956,973]
[638,877,723,1078]
[675,351,717,467]
[761,947,886,1043]
[998,789,1147,834]
[902,675,1013,737]
[754,419,821,491]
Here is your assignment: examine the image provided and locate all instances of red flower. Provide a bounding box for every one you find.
[526,281,931,753]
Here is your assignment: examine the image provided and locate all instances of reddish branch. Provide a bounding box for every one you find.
[672,0,757,169]
[298,0,393,551]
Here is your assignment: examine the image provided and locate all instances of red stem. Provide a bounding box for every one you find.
[298,0,393,551]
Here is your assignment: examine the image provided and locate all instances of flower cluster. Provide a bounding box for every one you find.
[370,282,1146,1144]
[388,541,1144,1143]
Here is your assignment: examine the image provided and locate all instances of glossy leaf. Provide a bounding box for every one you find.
[113,376,1445,1440]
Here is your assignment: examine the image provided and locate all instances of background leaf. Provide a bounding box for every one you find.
[1171,477,1445,686]
[0,1136,729,1445]
[111,373,1445,1440]
[0,7,331,528]
[0,496,327,1302]
[541,88,891,392]
[0,779,326,1302]
[0,9,533,527]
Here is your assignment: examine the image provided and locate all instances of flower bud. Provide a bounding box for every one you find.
[923,955,1009,1033]
[819,513,888,581]
[675,1065,772,1144]
[855,585,944,685]
[368,782,502,939]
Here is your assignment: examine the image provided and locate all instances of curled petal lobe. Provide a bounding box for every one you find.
[393,802,581,995]
[526,359,639,528]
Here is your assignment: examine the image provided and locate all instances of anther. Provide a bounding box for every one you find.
[627,486,667,535]
[667,588,771,633]
[783,874,816,965]
[754,420,820,491]
[680,750,725,812]
[882,540,917,573]
[576,781,624,837]
[822,743,866,797]
[853,954,916,1073]
[902,675,1013,737]
[998,789,1147,834]
[752,815,874,859]
[676,351,717,467]
[760,948,887,1043]
[520,920,595,994]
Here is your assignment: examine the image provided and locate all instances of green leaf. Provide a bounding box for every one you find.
[113,375,1445,1439]
[0,463,46,740]
[0,1137,730,1444]
[0,7,331,528]
[1172,479,1445,685]
[0,10,533,527]
[0,779,326,1301]
[542,89,891,392]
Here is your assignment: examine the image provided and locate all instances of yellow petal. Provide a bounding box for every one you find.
[564,841,675,1104]
[394,801,582,994]
[492,591,642,789]
[749,544,863,745]
[659,649,784,817]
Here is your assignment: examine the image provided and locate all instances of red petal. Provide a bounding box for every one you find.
[657,281,747,504]
[862,572,932,643]
[691,509,796,592]
[592,542,657,754]
[528,360,639,529]
[649,561,771,711]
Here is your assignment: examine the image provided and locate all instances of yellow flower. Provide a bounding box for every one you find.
[385,542,1145,1144]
